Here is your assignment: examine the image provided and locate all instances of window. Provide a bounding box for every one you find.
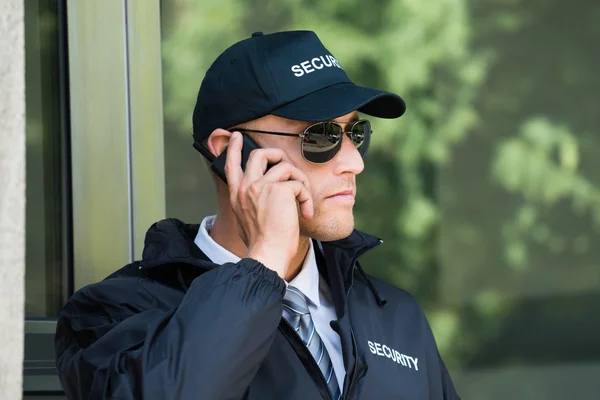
[160,1,600,398]
[24,0,70,396]
[25,0,70,320]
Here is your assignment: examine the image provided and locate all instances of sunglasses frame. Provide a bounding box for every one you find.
[230,119,372,164]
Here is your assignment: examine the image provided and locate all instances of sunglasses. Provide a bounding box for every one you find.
[230,119,372,164]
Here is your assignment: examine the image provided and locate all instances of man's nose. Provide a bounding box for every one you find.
[332,134,365,176]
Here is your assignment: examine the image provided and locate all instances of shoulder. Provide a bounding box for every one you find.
[60,263,183,324]
[355,271,433,326]
[361,273,420,306]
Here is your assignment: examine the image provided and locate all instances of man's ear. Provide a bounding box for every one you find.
[206,128,233,158]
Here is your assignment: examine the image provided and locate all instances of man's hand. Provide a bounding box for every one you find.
[225,131,314,279]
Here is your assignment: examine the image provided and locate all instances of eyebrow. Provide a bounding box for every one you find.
[315,114,360,124]
[335,118,359,124]
[332,115,360,130]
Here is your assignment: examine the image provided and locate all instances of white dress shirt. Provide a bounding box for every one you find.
[194,215,346,390]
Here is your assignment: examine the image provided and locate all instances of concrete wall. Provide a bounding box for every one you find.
[0,0,25,398]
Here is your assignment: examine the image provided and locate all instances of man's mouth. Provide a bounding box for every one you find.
[325,189,355,202]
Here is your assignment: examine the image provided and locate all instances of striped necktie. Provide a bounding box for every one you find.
[283,285,341,399]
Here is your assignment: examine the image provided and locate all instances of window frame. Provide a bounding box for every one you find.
[24,0,165,394]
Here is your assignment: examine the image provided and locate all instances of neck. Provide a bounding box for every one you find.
[208,200,310,282]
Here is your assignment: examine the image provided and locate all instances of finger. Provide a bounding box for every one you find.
[283,181,314,220]
[243,148,290,183]
[225,132,244,194]
[262,161,312,194]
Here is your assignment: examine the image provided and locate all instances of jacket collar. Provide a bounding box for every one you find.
[139,218,212,269]
[139,218,382,277]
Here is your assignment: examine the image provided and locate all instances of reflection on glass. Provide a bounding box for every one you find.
[160,1,600,398]
[25,0,69,318]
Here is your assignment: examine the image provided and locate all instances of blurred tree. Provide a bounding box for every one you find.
[444,5,600,398]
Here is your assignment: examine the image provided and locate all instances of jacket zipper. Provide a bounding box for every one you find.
[341,254,368,400]
[280,318,334,400]
[341,278,358,400]
[343,328,360,400]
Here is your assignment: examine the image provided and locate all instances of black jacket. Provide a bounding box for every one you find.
[55,218,459,400]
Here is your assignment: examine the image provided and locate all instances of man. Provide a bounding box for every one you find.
[55,30,459,399]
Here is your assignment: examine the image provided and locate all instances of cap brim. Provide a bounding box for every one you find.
[270,82,406,121]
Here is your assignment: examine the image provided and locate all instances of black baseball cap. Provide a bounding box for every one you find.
[192,30,406,145]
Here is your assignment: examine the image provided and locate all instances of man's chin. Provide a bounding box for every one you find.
[300,215,355,242]
[321,228,354,242]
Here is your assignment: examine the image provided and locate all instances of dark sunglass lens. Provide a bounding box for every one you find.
[302,122,343,163]
[352,120,371,158]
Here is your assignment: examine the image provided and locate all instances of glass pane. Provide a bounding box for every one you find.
[25,0,69,319]
[160,1,600,399]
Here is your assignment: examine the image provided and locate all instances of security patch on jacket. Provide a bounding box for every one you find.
[367,340,419,371]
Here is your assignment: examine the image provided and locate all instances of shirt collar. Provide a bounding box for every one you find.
[288,238,321,308]
[194,215,321,308]
[194,216,241,266]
